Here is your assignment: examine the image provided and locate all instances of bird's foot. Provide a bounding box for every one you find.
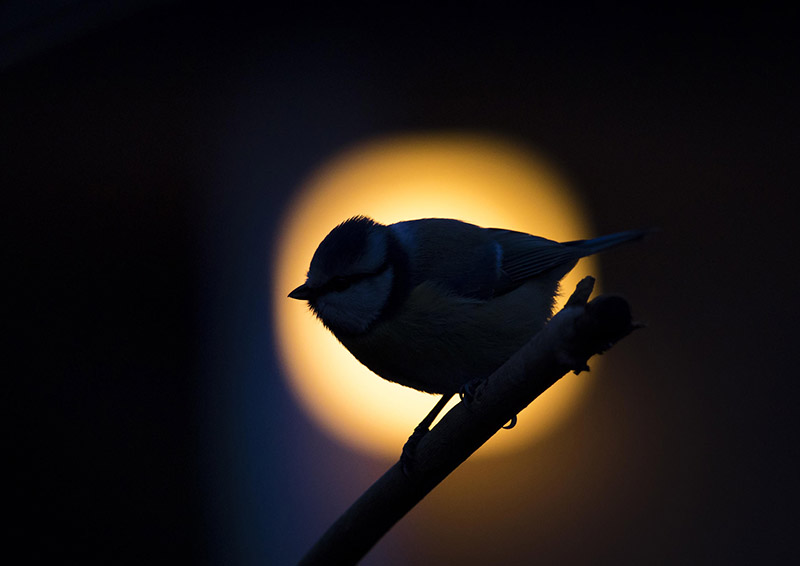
[503,415,518,429]
[400,424,429,477]
[458,378,486,408]
[460,378,517,429]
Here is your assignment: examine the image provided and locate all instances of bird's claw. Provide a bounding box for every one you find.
[502,414,518,429]
[458,378,485,407]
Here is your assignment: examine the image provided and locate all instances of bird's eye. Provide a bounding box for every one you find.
[330,276,351,292]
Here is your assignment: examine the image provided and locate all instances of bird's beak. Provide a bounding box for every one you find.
[288,283,312,300]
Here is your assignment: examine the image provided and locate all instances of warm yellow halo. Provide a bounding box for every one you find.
[273,133,600,458]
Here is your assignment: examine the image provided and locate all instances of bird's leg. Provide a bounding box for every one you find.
[401,393,454,476]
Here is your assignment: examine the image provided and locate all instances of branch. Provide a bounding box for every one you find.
[299,276,640,565]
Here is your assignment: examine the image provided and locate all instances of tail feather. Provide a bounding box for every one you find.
[564,229,651,256]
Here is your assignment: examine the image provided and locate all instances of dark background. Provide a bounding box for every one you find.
[5,3,798,564]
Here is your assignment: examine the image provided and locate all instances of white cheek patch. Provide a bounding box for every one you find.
[315,267,394,334]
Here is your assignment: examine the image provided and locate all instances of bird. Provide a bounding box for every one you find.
[288,216,645,457]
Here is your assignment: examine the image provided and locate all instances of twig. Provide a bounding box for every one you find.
[299,276,640,565]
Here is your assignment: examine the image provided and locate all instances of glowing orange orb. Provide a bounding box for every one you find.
[273,134,601,458]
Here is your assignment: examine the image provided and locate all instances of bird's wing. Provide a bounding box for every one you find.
[392,220,586,300]
[391,219,501,300]
[487,228,583,294]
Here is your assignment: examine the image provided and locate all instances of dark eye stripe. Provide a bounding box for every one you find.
[321,261,390,294]
[330,276,351,292]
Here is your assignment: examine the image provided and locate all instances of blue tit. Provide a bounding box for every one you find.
[289,216,645,438]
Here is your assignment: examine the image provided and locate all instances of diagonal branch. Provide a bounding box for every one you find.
[299,276,641,565]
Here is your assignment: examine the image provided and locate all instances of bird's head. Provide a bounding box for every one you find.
[288,216,394,335]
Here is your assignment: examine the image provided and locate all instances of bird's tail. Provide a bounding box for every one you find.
[564,229,651,256]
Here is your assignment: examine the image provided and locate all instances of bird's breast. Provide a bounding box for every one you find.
[336,278,558,394]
